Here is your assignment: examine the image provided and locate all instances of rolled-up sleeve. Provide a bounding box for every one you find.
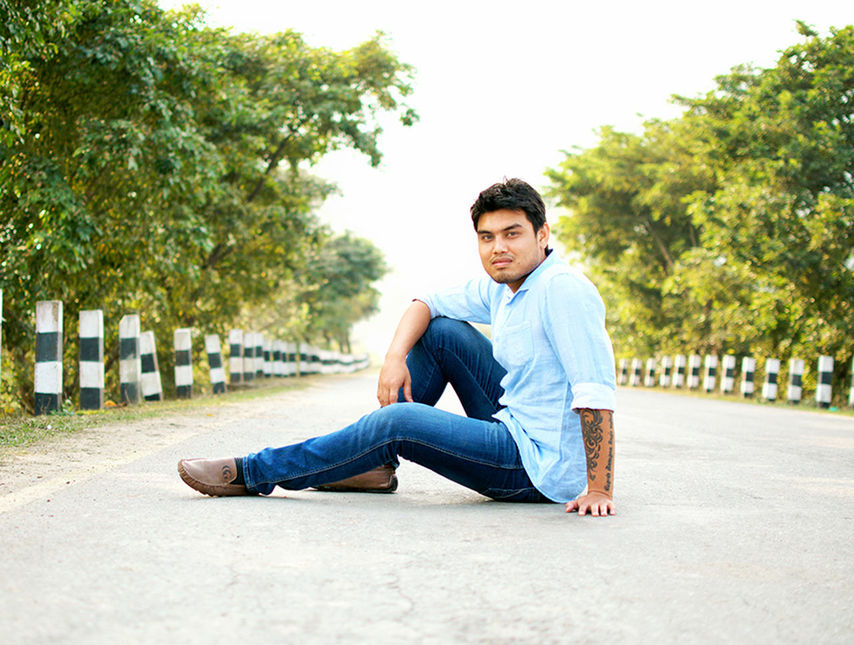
[418,277,493,325]
[541,273,616,411]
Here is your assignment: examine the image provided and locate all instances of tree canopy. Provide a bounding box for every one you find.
[0,0,415,410]
[547,23,853,393]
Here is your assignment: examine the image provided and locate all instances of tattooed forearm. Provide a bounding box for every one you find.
[580,409,604,479]
[579,408,615,495]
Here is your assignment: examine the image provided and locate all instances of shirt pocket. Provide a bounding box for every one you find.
[499,321,534,367]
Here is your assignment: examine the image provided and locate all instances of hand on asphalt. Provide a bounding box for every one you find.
[565,491,615,517]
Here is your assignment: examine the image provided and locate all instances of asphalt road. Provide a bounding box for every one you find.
[1,372,853,644]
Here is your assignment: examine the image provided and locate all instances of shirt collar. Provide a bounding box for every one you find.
[507,248,556,297]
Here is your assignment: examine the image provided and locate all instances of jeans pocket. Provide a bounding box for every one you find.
[482,487,551,503]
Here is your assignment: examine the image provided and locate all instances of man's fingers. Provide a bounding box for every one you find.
[403,379,413,403]
[565,501,578,513]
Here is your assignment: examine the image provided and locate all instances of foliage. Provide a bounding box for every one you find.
[547,23,854,399]
[0,0,415,411]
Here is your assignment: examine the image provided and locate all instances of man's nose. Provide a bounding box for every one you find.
[492,237,507,253]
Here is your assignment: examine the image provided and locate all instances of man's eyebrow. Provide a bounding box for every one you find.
[477,223,524,235]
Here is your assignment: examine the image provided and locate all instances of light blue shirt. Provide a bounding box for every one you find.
[419,251,616,502]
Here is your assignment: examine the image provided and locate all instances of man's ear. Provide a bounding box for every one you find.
[538,222,550,249]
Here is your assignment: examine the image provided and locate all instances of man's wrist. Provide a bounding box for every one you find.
[586,488,613,500]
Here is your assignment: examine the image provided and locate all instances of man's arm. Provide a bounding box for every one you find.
[566,408,615,516]
[376,300,431,407]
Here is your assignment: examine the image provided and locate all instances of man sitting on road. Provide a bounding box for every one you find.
[178,178,617,516]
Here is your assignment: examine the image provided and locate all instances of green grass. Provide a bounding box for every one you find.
[0,377,315,453]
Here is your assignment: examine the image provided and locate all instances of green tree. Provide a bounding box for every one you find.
[0,0,415,410]
[547,23,853,398]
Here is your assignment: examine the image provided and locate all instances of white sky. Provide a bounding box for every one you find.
[159,0,851,356]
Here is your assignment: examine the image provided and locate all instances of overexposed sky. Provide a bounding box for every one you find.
[159,0,851,356]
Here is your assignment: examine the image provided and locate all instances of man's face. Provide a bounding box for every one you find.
[476,209,550,292]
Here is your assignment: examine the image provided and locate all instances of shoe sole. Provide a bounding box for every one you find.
[313,476,399,493]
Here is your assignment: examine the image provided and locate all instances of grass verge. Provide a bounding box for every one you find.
[0,377,315,453]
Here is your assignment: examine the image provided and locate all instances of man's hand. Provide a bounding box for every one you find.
[565,491,615,517]
[377,358,413,407]
[376,301,431,407]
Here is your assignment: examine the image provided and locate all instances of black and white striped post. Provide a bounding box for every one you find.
[659,356,672,387]
[286,341,298,377]
[174,328,193,399]
[272,340,283,378]
[786,358,804,404]
[205,334,226,394]
[762,358,780,402]
[119,314,142,405]
[263,336,272,378]
[629,358,642,386]
[617,358,628,386]
[673,355,686,388]
[255,334,264,380]
[720,355,736,394]
[741,357,756,398]
[848,357,854,408]
[687,354,701,390]
[816,355,833,409]
[644,358,656,387]
[78,309,104,410]
[34,300,63,414]
[243,332,255,383]
[140,331,163,402]
[703,355,717,393]
[228,329,243,386]
[0,288,3,389]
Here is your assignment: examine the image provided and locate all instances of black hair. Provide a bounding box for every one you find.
[470,178,547,232]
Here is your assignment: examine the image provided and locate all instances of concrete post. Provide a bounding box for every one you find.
[243,332,255,383]
[78,309,104,410]
[849,357,854,408]
[816,355,833,408]
[286,341,298,376]
[762,358,780,402]
[0,288,3,390]
[139,331,163,402]
[255,334,264,379]
[720,355,736,394]
[205,334,226,394]
[629,358,642,387]
[659,356,672,388]
[174,328,193,399]
[272,340,283,377]
[119,314,142,405]
[644,358,656,387]
[673,355,686,388]
[262,337,272,378]
[687,354,701,389]
[703,355,717,393]
[34,300,63,414]
[740,357,756,398]
[786,358,805,404]
[228,329,243,386]
[617,358,628,386]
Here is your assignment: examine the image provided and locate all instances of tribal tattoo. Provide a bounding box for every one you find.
[579,408,614,494]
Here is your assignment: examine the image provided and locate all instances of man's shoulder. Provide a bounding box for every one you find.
[538,256,599,296]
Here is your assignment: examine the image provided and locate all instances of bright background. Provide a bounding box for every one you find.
[159,0,851,358]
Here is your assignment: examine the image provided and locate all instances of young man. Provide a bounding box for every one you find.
[179,178,617,516]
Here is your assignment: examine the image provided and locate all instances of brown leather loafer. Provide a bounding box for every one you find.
[313,464,398,493]
[177,457,256,497]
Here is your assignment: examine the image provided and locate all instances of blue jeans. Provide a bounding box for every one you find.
[244,317,552,503]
